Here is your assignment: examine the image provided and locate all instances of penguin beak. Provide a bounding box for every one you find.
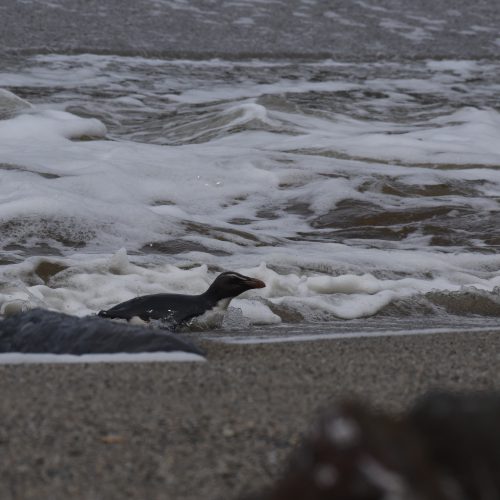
[246,278,266,289]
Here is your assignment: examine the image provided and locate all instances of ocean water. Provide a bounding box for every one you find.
[1,54,500,341]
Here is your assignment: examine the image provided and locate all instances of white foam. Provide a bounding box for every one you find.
[1,56,500,326]
[233,17,255,26]
[234,299,281,324]
[4,242,500,322]
[0,109,106,141]
[379,19,432,42]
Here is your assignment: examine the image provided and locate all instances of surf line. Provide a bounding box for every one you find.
[216,326,498,345]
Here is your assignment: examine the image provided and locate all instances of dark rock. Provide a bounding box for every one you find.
[263,401,447,500]
[409,391,500,500]
[258,392,500,500]
[0,309,203,356]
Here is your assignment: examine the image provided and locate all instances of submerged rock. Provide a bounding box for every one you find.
[0,309,203,356]
[0,88,32,120]
[409,391,500,500]
[258,393,500,500]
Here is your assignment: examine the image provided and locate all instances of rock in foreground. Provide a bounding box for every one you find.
[0,309,203,356]
[258,392,500,500]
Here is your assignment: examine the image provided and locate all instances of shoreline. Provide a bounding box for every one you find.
[1,329,499,499]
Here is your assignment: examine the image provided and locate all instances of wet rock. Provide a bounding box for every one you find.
[262,401,447,500]
[33,260,68,284]
[0,89,32,119]
[258,392,500,500]
[0,309,203,355]
[409,391,500,500]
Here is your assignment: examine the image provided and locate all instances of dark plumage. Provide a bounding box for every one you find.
[98,271,266,327]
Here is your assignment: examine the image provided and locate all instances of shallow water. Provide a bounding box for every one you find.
[1,54,500,335]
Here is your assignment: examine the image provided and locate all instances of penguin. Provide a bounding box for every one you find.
[98,271,265,328]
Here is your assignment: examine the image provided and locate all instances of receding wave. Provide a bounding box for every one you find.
[2,56,500,330]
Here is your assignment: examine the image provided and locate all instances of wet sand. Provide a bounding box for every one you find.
[0,330,499,500]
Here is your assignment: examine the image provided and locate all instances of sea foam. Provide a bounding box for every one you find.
[1,55,500,328]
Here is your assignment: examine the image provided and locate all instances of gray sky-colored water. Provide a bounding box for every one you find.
[1,0,499,60]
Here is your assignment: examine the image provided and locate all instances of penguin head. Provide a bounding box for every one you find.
[206,271,265,301]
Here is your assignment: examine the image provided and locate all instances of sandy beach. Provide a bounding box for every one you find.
[1,330,499,500]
